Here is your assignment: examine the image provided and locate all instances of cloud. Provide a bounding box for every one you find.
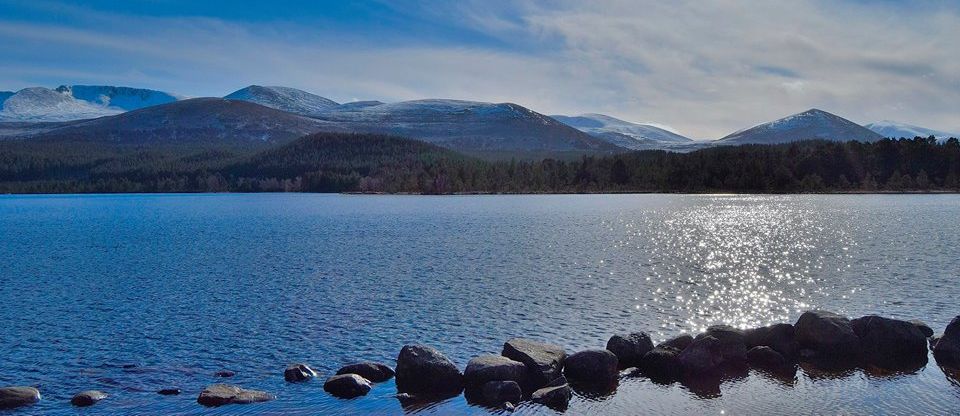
[0,0,957,138]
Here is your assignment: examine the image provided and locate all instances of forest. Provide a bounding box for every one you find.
[0,132,958,194]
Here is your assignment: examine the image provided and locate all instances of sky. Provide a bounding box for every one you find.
[0,0,958,139]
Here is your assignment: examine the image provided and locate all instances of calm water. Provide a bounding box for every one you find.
[1,193,959,415]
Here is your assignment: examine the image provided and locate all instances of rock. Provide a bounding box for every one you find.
[531,384,572,411]
[71,390,107,407]
[606,332,654,369]
[659,334,694,351]
[697,325,748,365]
[157,388,181,395]
[679,335,722,375]
[563,349,619,385]
[324,374,372,399]
[545,375,568,387]
[336,362,395,382]
[930,334,942,351]
[747,346,788,369]
[640,346,682,382]
[934,316,960,369]
[464,355,526,386]
[214,370,235,378]
[911,320,935,338]
[794,310,861,359]
[0,386,41,409]
[480,380,522,405]
[395,344,463,398]
[504,401,516,411]
[284,363,318,383]
[745,323,799,360]
[851,315,928,369]
[502,338,566,389]
[197,384,274,407]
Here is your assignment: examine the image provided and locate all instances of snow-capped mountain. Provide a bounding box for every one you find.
[0,87,122,122]
[55,85,182,111]
[225,85,339,116]
[717,108,882,145]
[865,121,958,141]
[551,113,692,150]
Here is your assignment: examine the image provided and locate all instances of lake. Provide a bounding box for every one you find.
[1,193,958,414]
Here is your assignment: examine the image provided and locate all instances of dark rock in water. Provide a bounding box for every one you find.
[795,310,861,359]
[480,380,522,405]
[157,388,181,396]
[679,336,722,375]
[606,332,654,369]
[324,374,372,399]
[659,334,694,351]
[502,338,566,389]
[0,386,41,409]
[545,375,568,387]
[563,349,619,385]
[531,384,572,411]
[71,390,107,407]
[851,315,928,369]
[747,346,788,370]
[640,346,682,382]
[395,344,463,398]
[697,325,748,366]
[910,320,935,338]
[214,370,235,378]
[745,323,800,360]
[930,335,942,351]
[336,362,395,382]
[464,355,526,386]
[934,316,960,369]
[197,384,274,407]
[284,363,318,383]
[504,401,516,411]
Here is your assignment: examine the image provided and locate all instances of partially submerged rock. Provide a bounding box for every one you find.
[679,335,722,375]
[934,316,960,369]
[502,338,566,389]
[197,384,274,407]
[463,354,526,386]
[157,388,181,395]
[71,390,107,407]
[745,323,799,360]
[697,325,748,366]
[0,386,41,410]
[531,384,572,411]
[659,334,694,351]
[795,310,861,360]
[747,346,788,370]
[910,320,935,338]
[640,346,682,382]
[480,380,522,405]
[324,374,372,399]
[214,370,235,378]
[395,344,463,398]
[851,315,928,369]
[564,349,619,385]
[336,362,395,382]
[284,363,318,382]
[606,332,654,369]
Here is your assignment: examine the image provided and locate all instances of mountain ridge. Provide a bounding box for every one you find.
[717,108,882,145]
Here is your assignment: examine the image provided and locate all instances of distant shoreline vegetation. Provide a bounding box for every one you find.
[0,133,958,194]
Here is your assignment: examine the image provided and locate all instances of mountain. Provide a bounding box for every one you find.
[717,108,882,145]
[865,121,957,141]
[0,87,122,122]
[225,85,339,116]
[552,113,692,150]
[31,97,334,144]
[312,99,621,156]
[55,85,182,111]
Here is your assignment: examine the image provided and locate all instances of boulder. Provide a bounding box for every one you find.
[0,386,41,409]
[197,384,274,407]
[794,310,861,359]
[480,380,522,405]
[531,384,572,411]
[563,349,619,385]
[910,320,935,338]
[71,390,107,407]
[336,362,395,382]
[157,388,181,395]
[747,346,788,370]
[697,325,748,365]
[851,315,928,369]
[745,323,799,360]
[934,316,960,369]
[502,338,566,389]
[463,354,526,386]
[606,332,654,369]
[284,363,318,382]
[930,334,942,351]
[678,335,722,375]
[659,334,693,351]
[214,370,235,378]
[395,344,463,398]
[324,374,372,399]
[640,346,682,382]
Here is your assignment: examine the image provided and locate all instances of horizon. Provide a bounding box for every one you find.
[1,0,958,138]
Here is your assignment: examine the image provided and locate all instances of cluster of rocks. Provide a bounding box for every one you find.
[4,311,960,412]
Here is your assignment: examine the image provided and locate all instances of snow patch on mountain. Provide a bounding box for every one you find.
[225,85,339,116]
[56,85,182,111]
[552,113,692,149]
[0,87,121,122]
[865,120,957,141]
[717,108,882,145]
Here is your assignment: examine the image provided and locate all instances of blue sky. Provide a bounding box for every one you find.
[0,0,958,138]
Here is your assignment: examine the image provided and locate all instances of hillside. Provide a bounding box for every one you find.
[552,113,692,150]
[717,109,882,145]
